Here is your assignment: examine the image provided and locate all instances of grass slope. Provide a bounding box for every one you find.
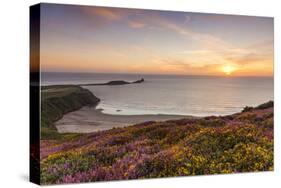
[40,101,273,184]
[41,85,100,139]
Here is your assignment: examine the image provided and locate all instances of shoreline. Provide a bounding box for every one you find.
[41,84,273,135]
[55,106,191,133]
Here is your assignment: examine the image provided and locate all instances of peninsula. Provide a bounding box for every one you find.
[79,78,144,86]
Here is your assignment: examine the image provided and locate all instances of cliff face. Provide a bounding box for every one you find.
[40,85,100,139]
[40,101,273,184]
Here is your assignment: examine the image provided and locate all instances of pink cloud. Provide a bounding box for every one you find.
[128,20,146,28]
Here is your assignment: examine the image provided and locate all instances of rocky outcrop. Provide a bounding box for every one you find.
[132,78,144,84]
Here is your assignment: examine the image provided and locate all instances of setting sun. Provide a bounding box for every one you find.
[222,65,236,75]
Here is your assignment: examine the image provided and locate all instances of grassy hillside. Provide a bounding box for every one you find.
[40,85,100,139]
[40,101,273,184]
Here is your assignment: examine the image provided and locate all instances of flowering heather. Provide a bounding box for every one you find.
[40,102,273,185]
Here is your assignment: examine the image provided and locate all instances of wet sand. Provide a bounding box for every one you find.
[55,107,190,133]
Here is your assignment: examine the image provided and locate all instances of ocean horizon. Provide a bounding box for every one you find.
[41,72,273,116]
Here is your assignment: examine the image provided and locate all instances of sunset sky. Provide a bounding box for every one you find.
[40,4,274,76]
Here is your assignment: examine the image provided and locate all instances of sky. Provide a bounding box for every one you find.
[40,3,274,76]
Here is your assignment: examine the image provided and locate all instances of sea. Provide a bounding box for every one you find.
[41,72,274,116]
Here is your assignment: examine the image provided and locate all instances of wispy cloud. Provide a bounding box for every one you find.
[155,58,224,75]
[226,52,270,65]
[81,7,123,21]
[80,6,233,52]
[128,20,146,28]
[94,7,121,20]
[178,50,213,54]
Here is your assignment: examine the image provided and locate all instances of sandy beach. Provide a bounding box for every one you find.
[55,107,190,133]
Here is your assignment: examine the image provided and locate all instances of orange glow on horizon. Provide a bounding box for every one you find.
[221,65,237,76]
[40,5,273,77]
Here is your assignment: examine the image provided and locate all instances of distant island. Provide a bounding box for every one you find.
[79,78,144,86]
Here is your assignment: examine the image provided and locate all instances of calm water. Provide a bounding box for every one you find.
[41,72,273,116]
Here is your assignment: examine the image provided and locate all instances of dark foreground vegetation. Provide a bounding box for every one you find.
[40,98,273,184]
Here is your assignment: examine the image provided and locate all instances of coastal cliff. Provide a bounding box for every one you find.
[41,85,100,139]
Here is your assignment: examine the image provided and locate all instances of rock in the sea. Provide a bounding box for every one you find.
[132,78,144,84]
[105,80,131,85]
